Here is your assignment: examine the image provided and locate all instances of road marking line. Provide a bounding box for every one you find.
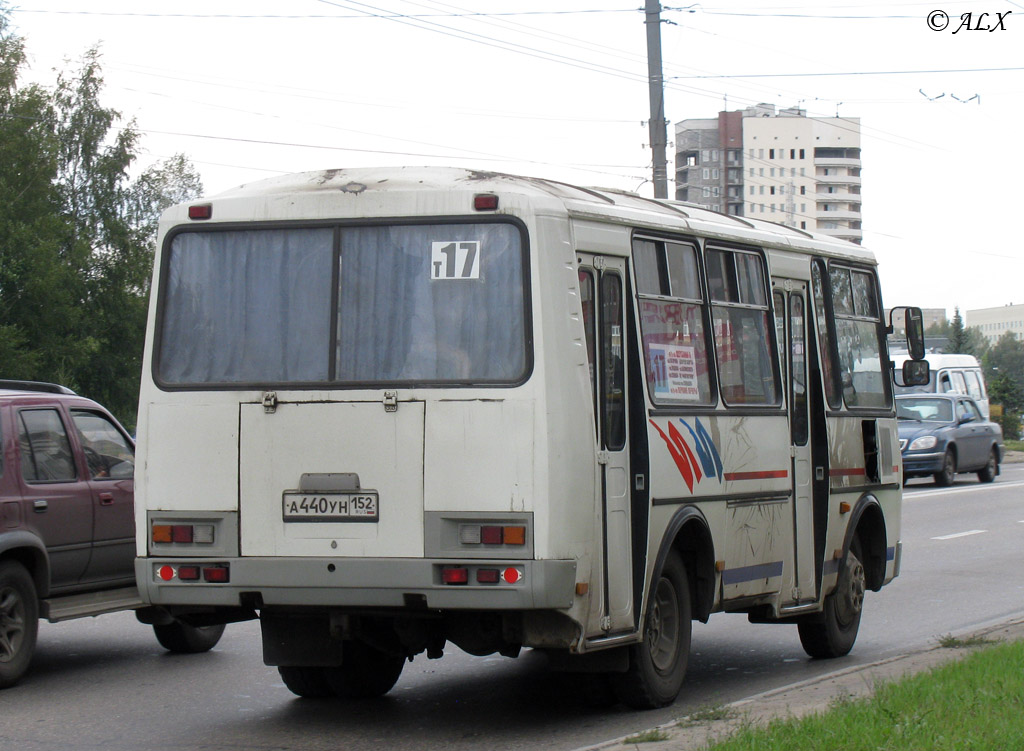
[932,530,986,540]
[906,480,1024,499]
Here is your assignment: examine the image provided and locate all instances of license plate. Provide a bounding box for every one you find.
[282,491,379,522]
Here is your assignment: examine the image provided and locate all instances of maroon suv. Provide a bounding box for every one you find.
[0,381,223,688]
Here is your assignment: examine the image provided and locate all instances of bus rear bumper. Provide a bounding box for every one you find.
[135,557,578,611]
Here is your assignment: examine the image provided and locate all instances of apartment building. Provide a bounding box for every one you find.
[675,104,863,244]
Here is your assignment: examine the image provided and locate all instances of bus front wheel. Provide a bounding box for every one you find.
[612,550,692,709]
[798,537,865,659]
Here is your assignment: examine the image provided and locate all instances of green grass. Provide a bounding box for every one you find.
[703,639,1024,751]
[938,633,997,649]
[1004,439,1024,452]
[623,728,670,743]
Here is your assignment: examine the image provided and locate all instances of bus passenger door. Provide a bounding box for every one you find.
[578,254,634,633]
[775,283,818,604]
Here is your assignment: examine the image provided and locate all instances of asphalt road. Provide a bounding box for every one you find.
[4,463,1023,751]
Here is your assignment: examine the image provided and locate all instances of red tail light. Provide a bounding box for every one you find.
[177,566,201,581]
[476,569,500,584]
[203,566,230,583]
[441,567,469,585]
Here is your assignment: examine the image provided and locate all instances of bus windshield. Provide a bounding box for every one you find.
[156,222,528,387]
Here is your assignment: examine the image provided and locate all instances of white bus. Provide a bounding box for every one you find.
[134,168,926,708]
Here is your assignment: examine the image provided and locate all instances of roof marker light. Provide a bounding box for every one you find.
[474,194,498,211]
[188,204,212,220]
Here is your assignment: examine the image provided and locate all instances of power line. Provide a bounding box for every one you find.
[672,66,1024,80]
[9,7,637,20]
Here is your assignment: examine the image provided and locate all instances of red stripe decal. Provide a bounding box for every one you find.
[829,467,866,477]
[670,422,703,484]
[649,419,695,492]
[723,470,789,481]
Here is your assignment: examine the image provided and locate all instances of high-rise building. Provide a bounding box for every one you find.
[674,103,863,244]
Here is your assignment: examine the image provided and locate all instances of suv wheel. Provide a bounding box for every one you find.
[0,561,39,689]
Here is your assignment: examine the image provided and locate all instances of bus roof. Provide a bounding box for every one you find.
[183,167,874,264]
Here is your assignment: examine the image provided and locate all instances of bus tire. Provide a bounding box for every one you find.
[153,621,226,653]
[612,550,691,709]
[0,561,39,689]
[278,666,335,698]
[798,537,865,659]
[323,641,405,699]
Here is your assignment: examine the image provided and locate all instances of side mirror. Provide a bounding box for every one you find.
[902,359,930,386]
[903,307,926,360]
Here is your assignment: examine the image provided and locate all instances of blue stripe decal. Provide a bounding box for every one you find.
[886,546,895,561]
[722,561,784,585]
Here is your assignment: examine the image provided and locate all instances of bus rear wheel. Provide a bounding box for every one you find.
[612,550,691,709]
[153,621,225,653]
[798,537,865,659]
[279,666,335,698]
[323,641,405,699]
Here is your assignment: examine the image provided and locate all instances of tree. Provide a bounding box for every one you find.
[925,318,950,338]
[983,332,1024,392]
[0,8,202,426]
[944,307,987,357]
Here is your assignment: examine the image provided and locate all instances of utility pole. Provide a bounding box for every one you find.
[645,0,669,199]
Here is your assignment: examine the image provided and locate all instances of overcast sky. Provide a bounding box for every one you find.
[8,0,1023,321]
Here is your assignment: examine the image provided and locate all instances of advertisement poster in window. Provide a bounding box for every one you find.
[649,343,700,400]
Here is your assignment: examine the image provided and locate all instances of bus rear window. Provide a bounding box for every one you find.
[156,222,528,387]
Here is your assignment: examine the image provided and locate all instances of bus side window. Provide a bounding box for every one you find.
[633,238,713,405]
[826,264,890,409]
[600,273,625,451]
[811,260,841,409]
[773,291,786,388]
[790,294,809,445]
[579,268,598,422]
[707,247,779,406]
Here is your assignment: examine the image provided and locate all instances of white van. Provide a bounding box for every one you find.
[894,353,989,418]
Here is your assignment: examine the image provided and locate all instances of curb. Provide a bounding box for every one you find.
[575,615,1024,751]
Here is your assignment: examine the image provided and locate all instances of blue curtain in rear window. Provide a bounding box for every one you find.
[335,223,526,383]
[159,228,334,385]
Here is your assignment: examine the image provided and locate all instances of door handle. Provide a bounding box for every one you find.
[99,492,115,505]
[33,499,48,512]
